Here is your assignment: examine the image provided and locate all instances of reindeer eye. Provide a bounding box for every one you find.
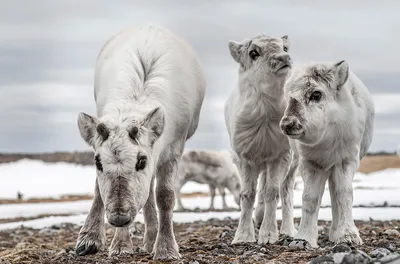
[310,91,322,102]
[283,46,288,52]
[97,124,109,141]
[94,155,103,172]
[136,155,147,171]
[249,50,260,60]
[129,126,139,141]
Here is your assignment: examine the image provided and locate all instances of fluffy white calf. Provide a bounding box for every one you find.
[175,149,241,210]
[224,34,297,245]
[75,24,206,260]
[280,60,375,248]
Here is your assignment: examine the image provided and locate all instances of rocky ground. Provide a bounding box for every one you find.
[0,218,399,264]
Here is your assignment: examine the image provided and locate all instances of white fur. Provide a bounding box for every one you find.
[281,61,375,248]
[175,149,241,210]
[224,35,297,245]
[76,24,205,260]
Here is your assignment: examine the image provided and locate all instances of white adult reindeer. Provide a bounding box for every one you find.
[224,34,297,245]
[280,61,375,248]
[75,24,206,260]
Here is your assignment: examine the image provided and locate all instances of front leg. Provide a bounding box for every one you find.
[329,160,362,245]
[209,185,216,210]
[328,174,339,243]
[232,162,259,244]
[291,165,329,248]
[76,178,105,256]
[258,156,289,245]
[109,227,133,256]
[143,176,158,252]
[153,158,181,260]
[218,187,228,209]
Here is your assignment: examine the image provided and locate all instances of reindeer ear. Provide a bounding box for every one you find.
[228,40,243,64]
[330,60,349,89]
[77,112,99,147]
[143,107,165,139]
[281,35,290,49]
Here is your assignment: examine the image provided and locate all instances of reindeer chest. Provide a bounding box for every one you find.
[232,111,289,165]
[297,136,359,172]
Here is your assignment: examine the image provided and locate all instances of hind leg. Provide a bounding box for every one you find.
[143,176,158,252]
[209,185,216,210]
[254,171,266,229]
[218,187,228,209]
[329,160,362,245]
[258,155,290,245]
[109,227,133,256]
[175,181,186,211]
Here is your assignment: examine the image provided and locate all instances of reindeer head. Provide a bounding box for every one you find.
[280,60,350,145]
[77,107,164,227]
[228,34,292,85]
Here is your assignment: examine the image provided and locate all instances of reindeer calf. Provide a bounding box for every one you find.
[224,34,297,245]
[280,61,375,248]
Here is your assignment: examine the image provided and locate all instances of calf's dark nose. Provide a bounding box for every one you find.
[280,116,302,134]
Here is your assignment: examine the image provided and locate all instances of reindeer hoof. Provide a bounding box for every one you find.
[76,241,100,256]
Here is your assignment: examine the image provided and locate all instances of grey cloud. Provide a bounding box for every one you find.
[0,0,399,152]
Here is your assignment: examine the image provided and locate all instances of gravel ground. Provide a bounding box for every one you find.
[0,218,399,264]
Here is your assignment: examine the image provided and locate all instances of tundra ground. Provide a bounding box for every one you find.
[0,218,399,264]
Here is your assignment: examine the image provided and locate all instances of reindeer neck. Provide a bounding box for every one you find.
[238,75,286,101]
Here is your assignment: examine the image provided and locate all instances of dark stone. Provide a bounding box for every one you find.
[370,248,392,259]
[379,253,400,264]
[341,250,371,264]
[309,255,335,264]
[332,243,352,253]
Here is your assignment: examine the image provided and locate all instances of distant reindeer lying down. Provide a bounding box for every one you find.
[75,24,206,260]
[280,60,375,248]
[175,149,241,210]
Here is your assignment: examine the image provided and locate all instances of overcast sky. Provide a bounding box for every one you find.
[0,0,399,153]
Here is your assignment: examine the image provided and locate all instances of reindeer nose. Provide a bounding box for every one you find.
[280,116,302,134]
[276,54,291,64]
[107,210,131,227]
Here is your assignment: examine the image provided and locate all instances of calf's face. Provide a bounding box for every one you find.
[77,107,164,227]
[228,34,292,81]
[280,60,349,145]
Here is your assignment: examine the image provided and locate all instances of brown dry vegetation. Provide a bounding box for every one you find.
[358,155,400,174]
